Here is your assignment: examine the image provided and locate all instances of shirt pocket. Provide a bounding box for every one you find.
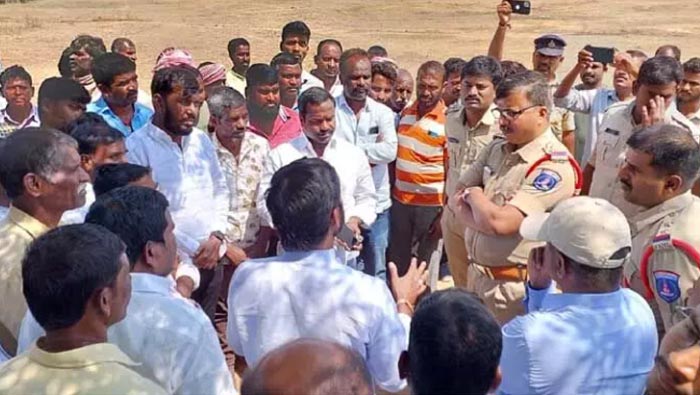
[598,129,621,166]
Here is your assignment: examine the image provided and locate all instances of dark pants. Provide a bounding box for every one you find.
[387,199,442,276]
[192,264,224,323]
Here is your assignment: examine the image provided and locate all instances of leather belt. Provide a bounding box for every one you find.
[475,263,527,282]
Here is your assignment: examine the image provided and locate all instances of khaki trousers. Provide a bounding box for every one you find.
[466,264,526,325]
[441,206,469,288]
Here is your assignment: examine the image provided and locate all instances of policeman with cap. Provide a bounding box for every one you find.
[498,196,657,394]
[452,70,580,325]
[619,124,700,335]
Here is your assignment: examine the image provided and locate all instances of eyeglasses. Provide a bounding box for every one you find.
[491,105,541,121]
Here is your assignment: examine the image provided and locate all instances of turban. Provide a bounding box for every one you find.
[153,48,195,72]
[198,63,227,86]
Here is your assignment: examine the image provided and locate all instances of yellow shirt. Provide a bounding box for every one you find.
[0,342,167,395]
[0,207,50,356]
[226,69,247,97]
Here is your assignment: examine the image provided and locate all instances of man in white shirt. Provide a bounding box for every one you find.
[19,186,237,395]
[230,156,428,393]
[0,66,40,138]
[257,87,377,268]
[311,39,344,97]
[279,21,324,94]
[126,65,230,321]
[554,48,646,164]
[334,48,398,279]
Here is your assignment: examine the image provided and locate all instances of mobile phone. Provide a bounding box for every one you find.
[585,45,615,64]
[338,225,357,250]
[508,0,531,15]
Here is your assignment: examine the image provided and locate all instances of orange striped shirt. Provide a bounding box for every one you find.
[393,100,447,206]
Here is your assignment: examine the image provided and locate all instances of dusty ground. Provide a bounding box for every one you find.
[0,0,698,89]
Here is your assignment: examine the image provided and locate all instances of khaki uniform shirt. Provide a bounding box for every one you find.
[0,207,50,356]
[589,100,700,218]
[458,129,577,267]
[626,192,700,331]
[445,103,500,199]
[549,82,576,141]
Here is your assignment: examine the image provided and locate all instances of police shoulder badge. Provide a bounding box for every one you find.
[654,270,681,304]
[531,169,561,192]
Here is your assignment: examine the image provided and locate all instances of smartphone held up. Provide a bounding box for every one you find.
[508,0,531,15]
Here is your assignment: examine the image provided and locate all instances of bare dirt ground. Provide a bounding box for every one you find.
[0,0,698,89]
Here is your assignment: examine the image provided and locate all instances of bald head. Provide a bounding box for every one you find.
[242,339,373,395]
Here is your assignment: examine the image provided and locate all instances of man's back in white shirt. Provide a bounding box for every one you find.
[19,273,237,395]
[227,249,408,392]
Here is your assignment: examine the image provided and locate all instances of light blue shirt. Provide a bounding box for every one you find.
[499,283,658,395]
[334,95,397,213]
[88,97,153,137]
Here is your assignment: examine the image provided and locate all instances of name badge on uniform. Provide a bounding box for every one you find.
[369,126,379,135]
[603,128,620,136]
[448,137,460,144]
[654,270,681,304]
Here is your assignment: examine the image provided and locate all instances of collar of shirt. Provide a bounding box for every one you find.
[278,248,341,266]
[0,105,39,127]
[89,97,152,132]
[402,99,447,121]
[145,122,191,150]
[249,106,293,136]
[290,133,339,158]
[541,288,626,311]
[631,191,694,233]
[460,103,496,130]
[337,93,372,115]
[229,69,245,81]
[6,206,51,239]
[507,128,556,163]
[130,272,179,298]
[28,342,139,369]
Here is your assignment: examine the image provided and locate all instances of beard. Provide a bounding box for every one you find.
[249,101,279,120]
[164,105,193,136]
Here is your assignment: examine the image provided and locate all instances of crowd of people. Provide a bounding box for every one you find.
[2,1,700,394]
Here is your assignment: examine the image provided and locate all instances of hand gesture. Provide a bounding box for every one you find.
[527,246,552,290]
[389,258,429,311]
[577,48,594,69]
[641,95,667,127]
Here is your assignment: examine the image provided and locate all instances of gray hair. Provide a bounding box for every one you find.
[207,86,246,119]
[626,124,700,187]
[495,70,552,112]
[0,127,77,199]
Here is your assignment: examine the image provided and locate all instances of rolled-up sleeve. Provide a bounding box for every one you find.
[554,89,598,114]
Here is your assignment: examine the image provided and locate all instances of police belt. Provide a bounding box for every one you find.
[472,262,527,282]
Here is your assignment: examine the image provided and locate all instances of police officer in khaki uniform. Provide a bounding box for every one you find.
[618,124,700,334]
[452,70,579,324]
[584,56,700,219]
[442,56,503,288]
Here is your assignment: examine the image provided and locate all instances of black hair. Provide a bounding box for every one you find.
[86,186,169,268]
[371,61,397,83]
[339,48,370,77]
[227,38,250,59]
[496,70,551,111]
[560,248,629,290]
[151,65,201,97]
[0,127,77,199]
[316,39,343,56]
[417,60,446,81]
[38,77,90,108]
[0,65,33,89]
[266,158,341,251]
[70,34,107,58]
[270,52,301,69]
[444,57,467,78]
[500,60,528,78]
[23,224,125,331]
[281,21,311,42]
[655,45,682,62]
[409,289,502,395]
[627,124,700,187]
[367,45,388,58]
[463,56,503,86]
[93,163,152,197]
[298,87,335,118]
[66,112,108,134]
[70,118,124,156]
[110,37,135,53]
[92,52,136,87]
[638,56,683,86]
[683,57,700,74]
[245,63,279,89]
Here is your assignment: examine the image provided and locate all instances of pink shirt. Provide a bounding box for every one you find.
[249,106,302,149]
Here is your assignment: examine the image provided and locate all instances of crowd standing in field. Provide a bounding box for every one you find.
[2,1,700,394]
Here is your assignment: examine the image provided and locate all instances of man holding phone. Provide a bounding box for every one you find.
[554,48,644,164]
[487,3,576,155]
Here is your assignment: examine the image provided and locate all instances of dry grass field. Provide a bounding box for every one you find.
[0,0,697,89]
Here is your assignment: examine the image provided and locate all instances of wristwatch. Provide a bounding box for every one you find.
[211,231,227,260]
